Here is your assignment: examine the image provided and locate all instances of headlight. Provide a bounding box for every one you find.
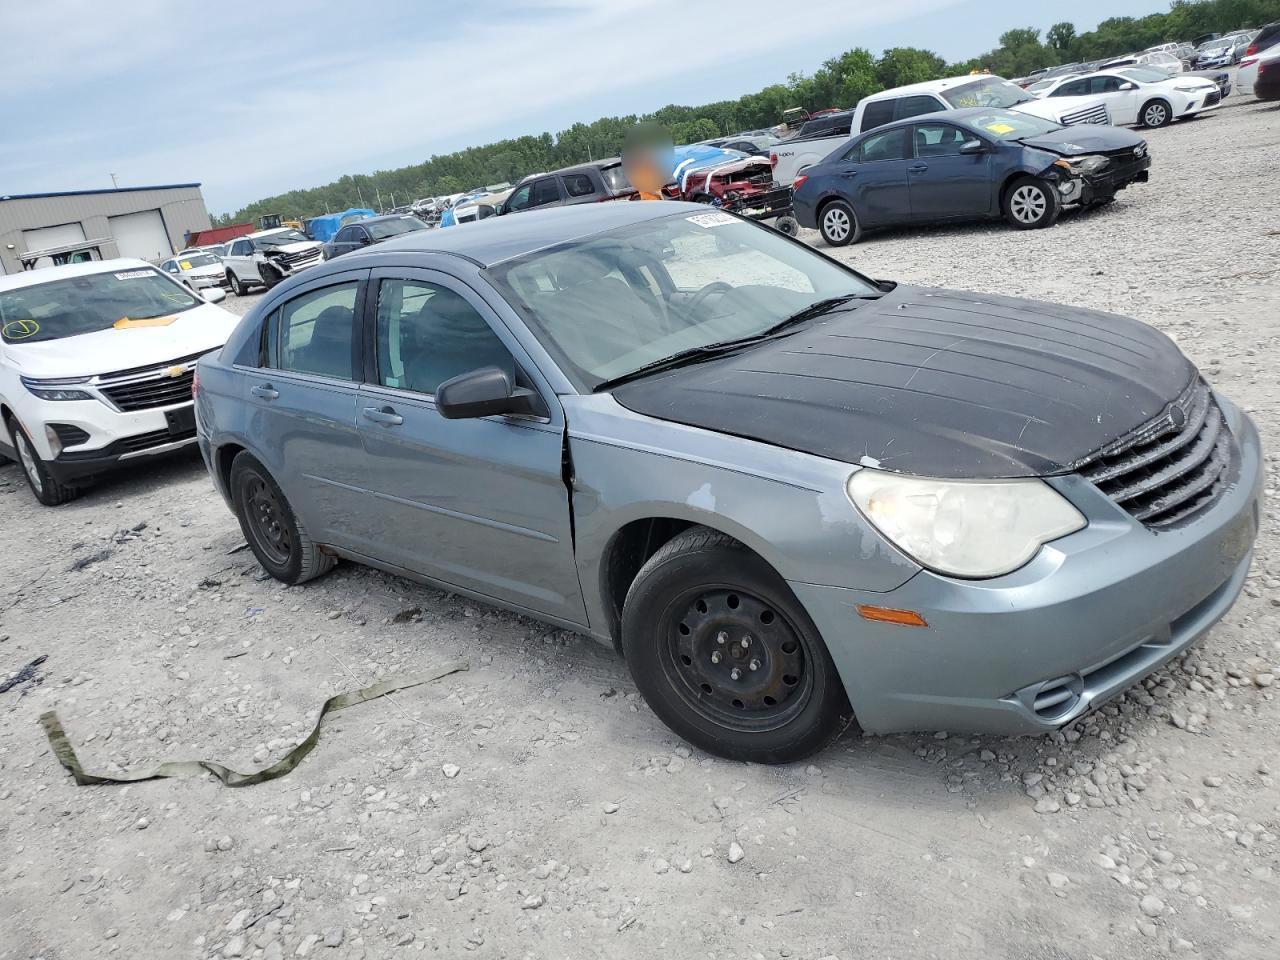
[847,469,1086,579]
[1174,85,1208,93]
[21,376,93,401]
[1053,154,1109,175]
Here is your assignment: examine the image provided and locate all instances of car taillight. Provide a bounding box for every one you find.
[769,153,778,168]
[192,367,200,399]
[1245,42,1258,56]
[792,175,808,191]
[1259,60,1270,75]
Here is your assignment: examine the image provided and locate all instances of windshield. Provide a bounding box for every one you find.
[942,77,1033,108]
[1120,67,1169,83]
[367,217,428,240]
[485,212,878,390]
[0,268,201,344]
[253,230,309,249]
[967,109,1063,140]
[178,253,220,268]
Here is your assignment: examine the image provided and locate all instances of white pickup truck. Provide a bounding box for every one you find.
[771,75,1112,186]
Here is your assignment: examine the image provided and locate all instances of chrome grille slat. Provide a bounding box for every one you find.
[1082,379,1234,529]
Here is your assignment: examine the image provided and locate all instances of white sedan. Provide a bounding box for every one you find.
[1034,67,1221,127]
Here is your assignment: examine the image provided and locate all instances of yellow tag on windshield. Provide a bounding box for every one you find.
[114,315,177,329]
[985,123,1015,135]
[179,260,193,270]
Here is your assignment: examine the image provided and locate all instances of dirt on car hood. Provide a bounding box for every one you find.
[610,285,1194,479]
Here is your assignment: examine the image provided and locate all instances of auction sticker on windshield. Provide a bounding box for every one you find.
[687,211,737,228]
[985,122,1015,135]
[114,270,154,280]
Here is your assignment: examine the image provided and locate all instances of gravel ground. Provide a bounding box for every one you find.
[3,96,1278,960]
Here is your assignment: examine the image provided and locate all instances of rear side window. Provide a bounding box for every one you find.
[271,283,358,380]
[860,99,897,131]
[1053,78,1088,97]
[858,127,909,162]
[374,279,513,396]
[562,173,596,198]
[530,178,561,207]
[895,95,944,120]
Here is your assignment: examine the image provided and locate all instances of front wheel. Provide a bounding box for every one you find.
[818,199,860,246]
[227,270,248,296]
[621,527,852,764]
[8,421,79,506]
[1002,177,1061,230]
[229,453,336,585]
[1140,98,1172,127]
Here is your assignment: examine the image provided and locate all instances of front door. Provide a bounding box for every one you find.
[907,122,994,219]
[352,268,586,625]
[844,126,912,227]
[245,271,371,545]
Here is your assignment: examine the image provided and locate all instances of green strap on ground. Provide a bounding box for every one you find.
[40,661,468,788]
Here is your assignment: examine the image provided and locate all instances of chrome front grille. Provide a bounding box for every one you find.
[1059,103,1110,125]
[1081,379,1233,528]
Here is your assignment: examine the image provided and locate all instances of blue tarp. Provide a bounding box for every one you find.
[306,208,376,242]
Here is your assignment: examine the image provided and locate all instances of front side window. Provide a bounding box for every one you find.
[505,183,533,212]
[231,240,251,256]
[1052,78,1088,97]
[860,99,896,131]
[0,268,200,344]
[334,226,354,243]
[896,95,944,120]
[858,127,909,162]
[912,123,968,156]
[273,283,357,380]
[486,213,878,389]
[375,279,513,395]
[530,178,561,207]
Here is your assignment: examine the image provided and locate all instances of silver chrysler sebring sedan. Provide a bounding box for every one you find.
[195,201,1261,763]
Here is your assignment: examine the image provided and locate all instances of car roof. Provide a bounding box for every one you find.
[246,227,303,239]
[365,201,705,267]
[0,257,155,293]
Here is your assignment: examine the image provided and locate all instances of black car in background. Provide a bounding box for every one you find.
[503,160,635,215]
[322,215,429,260]
[792,107,1151,245]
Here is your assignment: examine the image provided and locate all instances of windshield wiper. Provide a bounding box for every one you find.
[593,294,875,392]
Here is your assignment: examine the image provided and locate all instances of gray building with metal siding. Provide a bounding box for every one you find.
[0,183,213,274]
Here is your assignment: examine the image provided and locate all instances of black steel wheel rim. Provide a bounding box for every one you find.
[243,474,292,566]
[659,586,812,732]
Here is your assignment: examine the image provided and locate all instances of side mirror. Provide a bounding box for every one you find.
[203,287,227,304]
[1119,81,1138,90]
[359,235,373,245]
[959,139,986,155]
[435,366,542,420]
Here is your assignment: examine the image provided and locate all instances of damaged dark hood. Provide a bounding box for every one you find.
[1018,125,1146,156]
[610,285,1194,479]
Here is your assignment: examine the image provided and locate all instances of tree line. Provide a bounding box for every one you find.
[218,0,1279,224]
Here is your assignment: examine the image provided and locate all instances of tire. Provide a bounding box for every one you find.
[621,527,852,764]
[7,421,79,506]
[229,452,336,585]
[1140,98,1173,128]
[227,270,248,296]
[774,215,800,237]
[818,199,860,246]
[1002,177,1061,230]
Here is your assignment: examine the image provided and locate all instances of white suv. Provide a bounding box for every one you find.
[0,259,240,504]
[222,228,324,296]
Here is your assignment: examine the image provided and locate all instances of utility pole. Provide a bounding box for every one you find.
[376,187,383,212]
[110,173,119,188]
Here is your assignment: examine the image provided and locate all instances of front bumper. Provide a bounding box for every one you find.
[1057,155,1152,205]
[188,272,228,290]
[790,403,1262,736]
[47,406,198,483]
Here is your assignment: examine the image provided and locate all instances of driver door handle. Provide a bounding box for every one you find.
[363,405,404,426]
[909,163,929,174]
[250,384,279,400]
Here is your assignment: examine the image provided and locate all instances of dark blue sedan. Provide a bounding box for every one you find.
[792,108,1151,246]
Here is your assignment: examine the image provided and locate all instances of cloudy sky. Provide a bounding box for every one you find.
[4,0,1158,214]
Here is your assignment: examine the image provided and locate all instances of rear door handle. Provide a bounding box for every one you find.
[909,163,929,174]
[250,384,278,400]
[363,405,404,426]
[840,170,858,178]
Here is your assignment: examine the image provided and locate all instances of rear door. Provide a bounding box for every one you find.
[352,267,586,625]
[907,121,993,220]
[244,270,371,545]
[843,126,912,226]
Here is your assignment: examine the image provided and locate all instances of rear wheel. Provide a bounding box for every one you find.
[1140,98,1172,127]
[621,527,852,764]
[8,421,79,506]
[818,199,860,246]
[1002,177,1060,230]
[229,453,335,585]
[774,215,800,237]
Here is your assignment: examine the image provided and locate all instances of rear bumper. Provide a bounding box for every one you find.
[790,404,1262,736]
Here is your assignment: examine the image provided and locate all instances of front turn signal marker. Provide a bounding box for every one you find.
[856,605,928,627]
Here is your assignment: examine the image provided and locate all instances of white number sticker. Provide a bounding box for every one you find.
[686,212,737,228]
[113,270,153,280]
